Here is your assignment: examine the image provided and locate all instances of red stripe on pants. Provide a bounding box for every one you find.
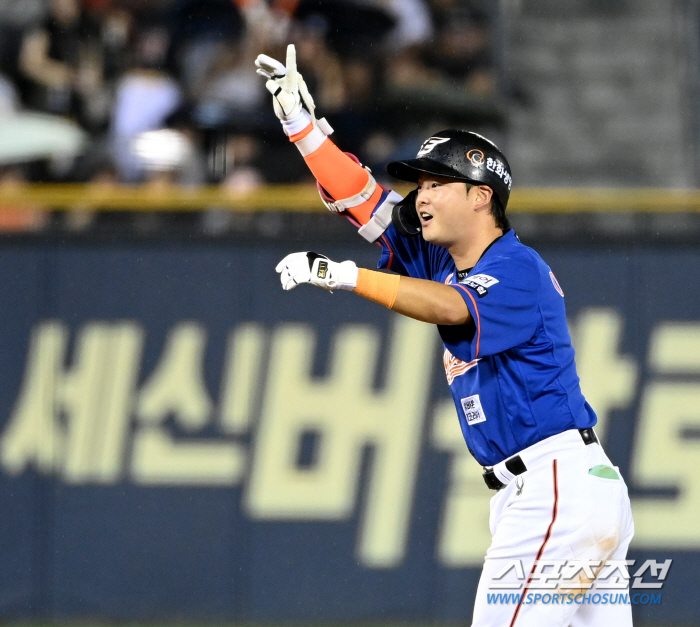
[509,459,559,627]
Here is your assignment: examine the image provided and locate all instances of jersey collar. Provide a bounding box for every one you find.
[456,229,512,282]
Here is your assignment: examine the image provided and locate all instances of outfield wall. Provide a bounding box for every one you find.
[0,235,697,624]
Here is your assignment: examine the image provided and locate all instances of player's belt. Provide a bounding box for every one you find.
[482,428,599,491]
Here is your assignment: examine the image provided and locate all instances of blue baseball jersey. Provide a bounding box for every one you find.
[375,226,596,467]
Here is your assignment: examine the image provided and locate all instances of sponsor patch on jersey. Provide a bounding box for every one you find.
[549,271,564,297]
[417,137,450,157]
[317,261,328,279]
[461,273,499,297]
[461,394,486,425]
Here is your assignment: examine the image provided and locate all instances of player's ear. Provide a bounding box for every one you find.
[474,185,493,208]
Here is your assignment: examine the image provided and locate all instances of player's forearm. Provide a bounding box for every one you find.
[290,121,384,225]
[296,131,369,200]
[354,269,472,326]
[256,46,401,242]
[276,253,472,326]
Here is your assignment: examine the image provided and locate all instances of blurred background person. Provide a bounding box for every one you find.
[109,18,182,182]
[18,0,112,133]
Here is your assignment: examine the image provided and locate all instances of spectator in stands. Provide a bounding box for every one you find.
[18,0,111,131]
[194,39,266,132]
[291,16,347,115]
[0,0,46,86]
[381,0,434,51]
[0,0,503,234]
[167,0,247,98]
[423,0,496,96]
[110,21,183,181]
[85,1,133,90]
[377,0,501,174]
[285,2,394,163]
[383,0,495,96]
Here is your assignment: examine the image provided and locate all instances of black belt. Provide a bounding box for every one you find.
[482,428,599,491]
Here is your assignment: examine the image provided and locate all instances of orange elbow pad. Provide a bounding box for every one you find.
[289,119,404,242]
[304,139,371,201]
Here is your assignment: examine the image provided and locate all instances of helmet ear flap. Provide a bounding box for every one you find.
[391,188,421,236]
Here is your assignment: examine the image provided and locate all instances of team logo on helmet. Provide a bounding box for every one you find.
[417,137,450,158]
[467,149,485,166]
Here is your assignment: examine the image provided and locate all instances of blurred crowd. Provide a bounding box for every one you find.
[0,0,504,233]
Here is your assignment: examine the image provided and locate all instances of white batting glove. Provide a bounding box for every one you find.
[276,252,358,292]
[256,44,316,122]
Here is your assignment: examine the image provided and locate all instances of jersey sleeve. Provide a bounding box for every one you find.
[375,223,428,277]
[375,222,457,281]
[448,253,542,360]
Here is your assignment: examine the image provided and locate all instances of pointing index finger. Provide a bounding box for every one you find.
[283,44,297,93]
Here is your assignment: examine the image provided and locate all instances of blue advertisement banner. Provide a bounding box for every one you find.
[0,238,698,624]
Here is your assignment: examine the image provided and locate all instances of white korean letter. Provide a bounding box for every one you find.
[245,317,435,567]
[132,322,246,485]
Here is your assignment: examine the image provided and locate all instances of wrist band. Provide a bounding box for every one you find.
[282,110,312,137]
[354,269,401,309]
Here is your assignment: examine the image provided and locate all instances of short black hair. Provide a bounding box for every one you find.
[465,184,510,232]
[490,196,510,232]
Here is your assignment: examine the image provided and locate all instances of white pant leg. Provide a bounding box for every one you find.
[567,536,634,627]
[567,446,635,627]
[471,441,634,627]
[472,459,569,627]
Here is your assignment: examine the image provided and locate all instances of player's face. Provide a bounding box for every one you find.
[416,174,481,246]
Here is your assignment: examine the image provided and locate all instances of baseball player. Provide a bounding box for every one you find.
[256,45,635,627]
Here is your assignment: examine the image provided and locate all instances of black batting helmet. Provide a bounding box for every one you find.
[386,130,513,210]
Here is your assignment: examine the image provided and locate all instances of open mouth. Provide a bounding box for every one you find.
[419,211,433,224]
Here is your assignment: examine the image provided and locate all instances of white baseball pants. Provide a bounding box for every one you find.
[471,429,635,627]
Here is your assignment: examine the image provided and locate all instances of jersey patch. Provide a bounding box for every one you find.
[444,349,479,384]
[550,271,564,297]
[461,394,486,425]
[417,137,450,157]
[461,273,499,297]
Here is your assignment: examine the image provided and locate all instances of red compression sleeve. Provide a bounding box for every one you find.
[293,136,384,226]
